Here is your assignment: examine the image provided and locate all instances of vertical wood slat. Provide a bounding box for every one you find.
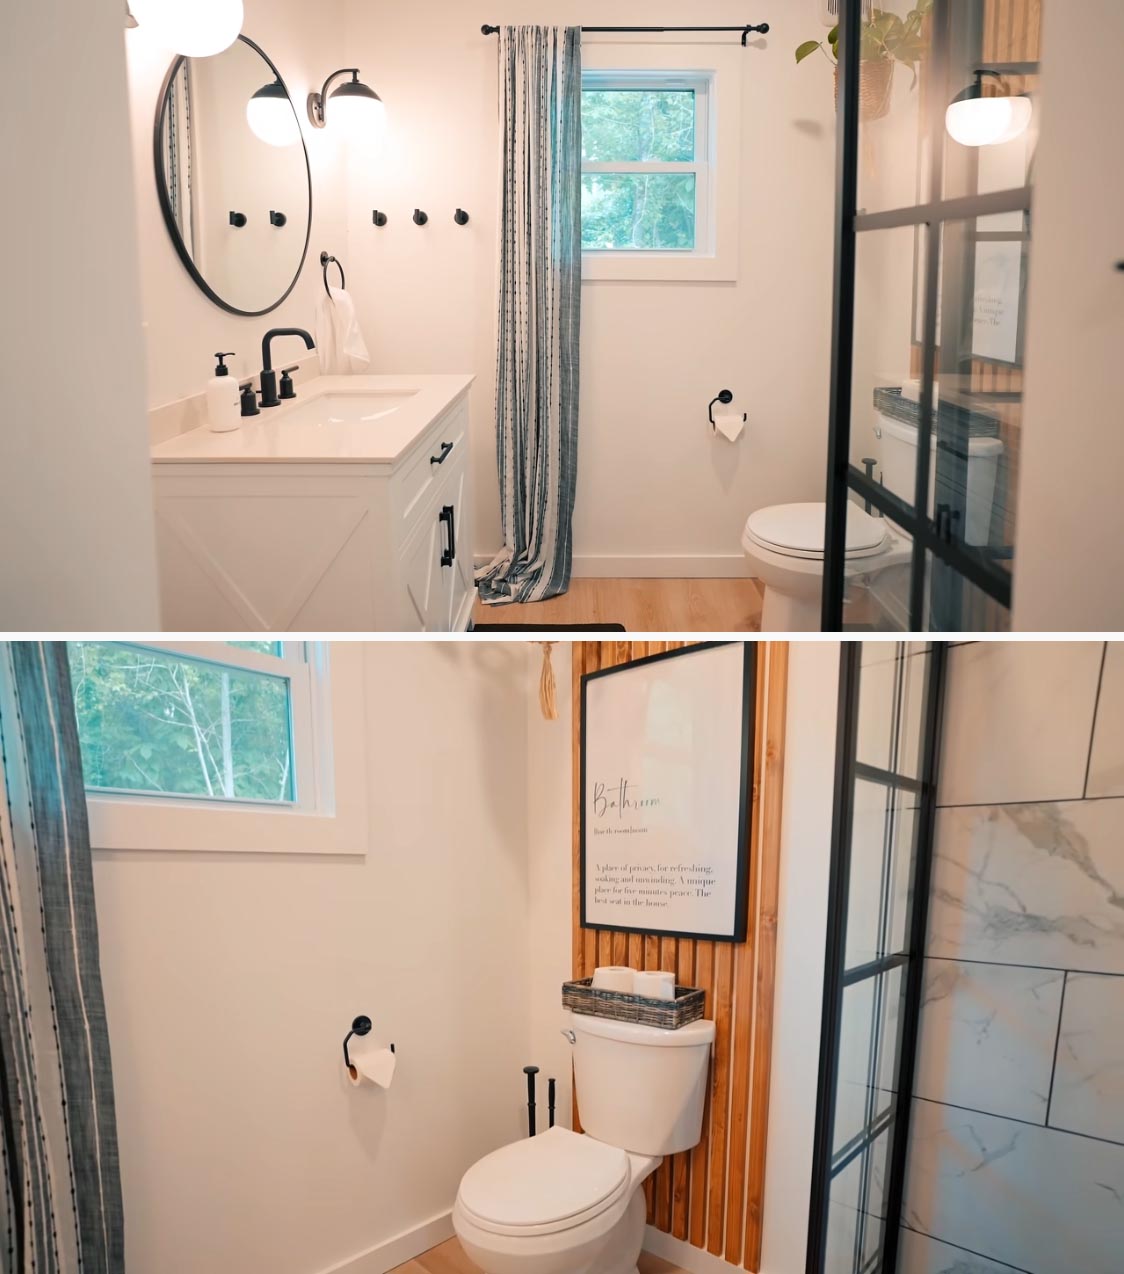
[571,641,787,1270]
[744,644,789,1271]
[723,652,768,1263]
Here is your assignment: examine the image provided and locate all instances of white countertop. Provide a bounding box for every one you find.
[151,374,474,464]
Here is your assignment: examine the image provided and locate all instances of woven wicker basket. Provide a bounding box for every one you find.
[562,977,706,1030]
[834,58,894,121]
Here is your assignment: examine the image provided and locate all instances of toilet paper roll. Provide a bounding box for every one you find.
[713,411,745,443]
[633,971,676,1001]
[346,1043,397,1089]
[592,966,636,994]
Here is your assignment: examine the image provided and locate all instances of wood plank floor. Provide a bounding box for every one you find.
[390,1236,684,1274]
[471,577,763,633]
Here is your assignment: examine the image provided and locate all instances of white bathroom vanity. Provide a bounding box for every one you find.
[151,374,475,631]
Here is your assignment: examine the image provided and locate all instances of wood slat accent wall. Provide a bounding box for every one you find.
[570,641,788,1272]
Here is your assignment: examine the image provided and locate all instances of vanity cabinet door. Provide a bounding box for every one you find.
[439,469,474,632]
[402,508,445,630]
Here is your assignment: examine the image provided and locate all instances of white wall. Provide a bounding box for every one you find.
[1012,0,1124,630]
[94,643,532,1274]
[525,641,839,1274]
[340,2,837,572]
[0,0,160,630]
[125,0,351,414]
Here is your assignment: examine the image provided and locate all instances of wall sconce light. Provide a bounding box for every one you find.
[307,69,385,132]
[946,69,1032,147]
[246,79,302,147]
[129,0,244,56]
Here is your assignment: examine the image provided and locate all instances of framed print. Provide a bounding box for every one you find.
[580,642,756,942]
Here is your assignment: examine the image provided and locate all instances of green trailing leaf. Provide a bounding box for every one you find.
[796,0,933,79]
[795,39,823,64]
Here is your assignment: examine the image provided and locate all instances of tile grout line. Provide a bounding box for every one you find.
[914,1091,1124,1149]
[935,792,1124,811]
[924,954,1124,979]
[898,1222,1034,1274]
[1082,641,1108,799]
[1044,969,1068,1129]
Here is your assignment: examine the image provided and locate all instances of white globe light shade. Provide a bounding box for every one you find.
[328,89,386,139]
[945,93,1032,147]
[131,0,244,57]
[246,83,301,147]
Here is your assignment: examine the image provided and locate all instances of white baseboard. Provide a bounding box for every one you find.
[643,1226,743,1274]
[319,1210,454,1274]
[472,553,749,579]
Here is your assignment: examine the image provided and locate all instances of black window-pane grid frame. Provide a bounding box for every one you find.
[823,0,1028,629]
[806,640,947,1274]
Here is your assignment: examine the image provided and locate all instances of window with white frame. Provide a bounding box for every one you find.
[581,72,712,255]
[67,641,368,855]
[578,45,741,283]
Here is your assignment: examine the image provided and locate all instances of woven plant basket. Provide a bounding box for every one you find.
[834,57,894,121]
[562,977,705,1030]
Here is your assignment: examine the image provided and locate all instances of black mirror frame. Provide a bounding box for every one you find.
[153,34,313,318]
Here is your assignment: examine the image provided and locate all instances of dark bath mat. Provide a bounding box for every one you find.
[470,622,627,632]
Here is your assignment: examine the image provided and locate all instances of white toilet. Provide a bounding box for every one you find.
[742,410,1004,631]
[453,1015,715,1274]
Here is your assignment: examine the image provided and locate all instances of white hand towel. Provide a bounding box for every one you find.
[314,286,371,375]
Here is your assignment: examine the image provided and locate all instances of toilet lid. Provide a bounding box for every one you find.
[745,502,887,561]
[458,1127,630,1235]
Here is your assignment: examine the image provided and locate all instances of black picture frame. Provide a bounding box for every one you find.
[153,34,313,318]
[579,641,756,944]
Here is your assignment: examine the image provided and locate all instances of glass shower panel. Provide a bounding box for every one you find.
[854,0,934,216]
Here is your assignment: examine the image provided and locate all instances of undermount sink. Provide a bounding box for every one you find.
[281,391,418,428]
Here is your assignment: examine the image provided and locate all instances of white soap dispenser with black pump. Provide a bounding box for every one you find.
[206,353,241,432]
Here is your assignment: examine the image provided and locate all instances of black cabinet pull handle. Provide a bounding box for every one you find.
[439,505,456,567]
[430,441,454,466]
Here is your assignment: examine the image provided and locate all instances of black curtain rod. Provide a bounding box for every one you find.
[481,23,769,44]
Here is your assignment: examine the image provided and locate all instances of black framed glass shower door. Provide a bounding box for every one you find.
[806,642,946,1274]
[823,0,1042,631]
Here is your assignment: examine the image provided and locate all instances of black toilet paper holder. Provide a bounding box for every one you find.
[708,389,746,429]
[343,1015,395,1071]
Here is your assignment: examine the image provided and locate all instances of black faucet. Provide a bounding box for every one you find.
[260,328,315,408]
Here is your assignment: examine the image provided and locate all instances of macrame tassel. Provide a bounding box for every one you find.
[538,642,558,720]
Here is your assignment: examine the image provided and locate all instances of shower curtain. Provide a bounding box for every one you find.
[0,644,125,1274]
[477,25,582,605]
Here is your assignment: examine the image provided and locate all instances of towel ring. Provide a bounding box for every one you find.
[320,251,345,298]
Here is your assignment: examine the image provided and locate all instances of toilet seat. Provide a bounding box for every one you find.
[457,1128,631,1238]
[744,502,887,561]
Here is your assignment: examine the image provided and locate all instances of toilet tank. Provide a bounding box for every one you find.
[571,1015,715,1156]
[876,413,1004,546]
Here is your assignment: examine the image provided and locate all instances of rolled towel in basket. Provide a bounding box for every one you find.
[633,970,676,1001]
[592,966,635,994]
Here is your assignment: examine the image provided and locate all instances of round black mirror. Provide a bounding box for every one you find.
[154,35,312,317]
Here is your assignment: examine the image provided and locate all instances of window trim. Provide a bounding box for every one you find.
[83,642,368,856]
[581,71,712,258]
[580,42,742,283]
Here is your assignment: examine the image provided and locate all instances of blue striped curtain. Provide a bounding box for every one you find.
[477,26,582,605]
[0,643,125,1273]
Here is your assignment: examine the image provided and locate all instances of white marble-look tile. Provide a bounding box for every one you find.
[938,643,1103,806]
[1087,645,1124,798]
[927,800,1124,974]
[898,1228,1030,1274]
[904,1099,1124,1274]
[915,960,1064,1123]
[1049,973,1124,1145]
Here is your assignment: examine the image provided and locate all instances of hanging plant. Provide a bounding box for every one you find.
[796,1,932,121]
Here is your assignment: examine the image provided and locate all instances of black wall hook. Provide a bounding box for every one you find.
[413,209,429,226]
[229,211,247,228]
[373,210,388,227]
[454,208,470,225]
[270,210,287,227]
